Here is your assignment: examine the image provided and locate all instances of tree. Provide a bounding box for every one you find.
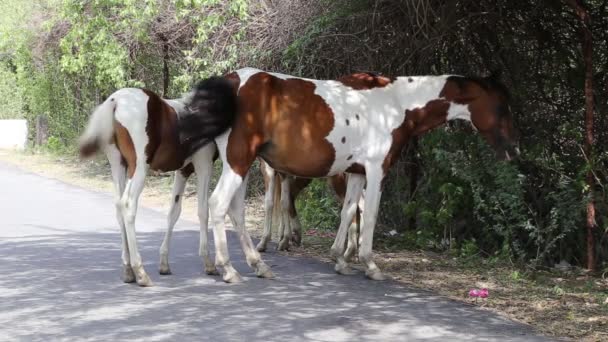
[565,0,597,271]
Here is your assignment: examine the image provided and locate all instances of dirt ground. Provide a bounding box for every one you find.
[1,149,606,341]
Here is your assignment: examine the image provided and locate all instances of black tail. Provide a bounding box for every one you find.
[179,76,238,156]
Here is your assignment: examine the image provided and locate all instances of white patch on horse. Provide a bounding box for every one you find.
[311,76,453,175]
[446,102,472,123]
[234,69,467,177]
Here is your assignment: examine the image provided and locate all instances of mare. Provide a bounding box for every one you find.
[179,68,518,283]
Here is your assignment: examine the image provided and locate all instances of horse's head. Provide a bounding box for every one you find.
[466,74,519,161]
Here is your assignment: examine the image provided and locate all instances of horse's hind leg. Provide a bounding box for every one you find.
[159,169,189,275]
[277,175,293,251]
[287,177,311,246]
[227,173,274,279]
[343,207,361,263]
[120,157,151,286]
[256,161,276,252]
[106,144,135,283]
[191,144,219,275]
[330,174,365,275]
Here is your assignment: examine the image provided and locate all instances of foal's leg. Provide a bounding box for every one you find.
[106,145,134,283]
[256,162,276,252]
[277,175,293,251]
[227,174,274,279]
[330,174,365,275]
[344,206,361,263]
[287,177,311,246]
[159,169,189,275]
[328,173,360,261]
[359,165,386,280]
[120,157,152,286]
[191,145,219,275]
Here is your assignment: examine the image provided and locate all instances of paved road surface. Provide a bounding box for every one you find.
[0,160,553,341]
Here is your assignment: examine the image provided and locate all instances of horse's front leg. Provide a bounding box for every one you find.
[358,165,386,280]
[192,145,219,275]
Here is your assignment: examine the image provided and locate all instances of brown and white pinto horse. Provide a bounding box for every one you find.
[180,67,518,283]
[78,86,274,286]
[257,160,362,255]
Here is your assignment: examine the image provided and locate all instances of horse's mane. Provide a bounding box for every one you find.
[448,70,511,101]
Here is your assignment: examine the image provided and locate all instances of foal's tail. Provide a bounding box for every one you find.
[179,76,238,156]
[79,96,117,158]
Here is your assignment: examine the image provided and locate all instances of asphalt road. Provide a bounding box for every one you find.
[0,160,554,342]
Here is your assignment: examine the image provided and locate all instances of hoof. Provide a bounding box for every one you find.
[159,264,172,275]
[277,239,290,251]
[136,273,153,287]
[223,271,244,284]
[256,242,267,253]
[255,263,275,279]
[133,266,153,287]
[365,269,387,281]
[205,265,220,276]
[122,265,136,283]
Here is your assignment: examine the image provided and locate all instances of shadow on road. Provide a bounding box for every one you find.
[0,228,550,341]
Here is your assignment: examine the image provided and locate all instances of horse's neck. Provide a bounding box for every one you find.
[388,75,466,138]
[391,75,452,112]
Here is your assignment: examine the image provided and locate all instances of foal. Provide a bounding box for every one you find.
[257,160,361,255]
[79,86,273,286]
[180,68,518,282]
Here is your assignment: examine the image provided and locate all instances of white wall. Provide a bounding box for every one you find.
[0,120,27,150]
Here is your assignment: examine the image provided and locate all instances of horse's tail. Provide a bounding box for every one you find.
[79,95,117,158]
[179,76,238,156]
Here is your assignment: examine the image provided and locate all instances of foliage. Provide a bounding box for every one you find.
[295,179,341,231]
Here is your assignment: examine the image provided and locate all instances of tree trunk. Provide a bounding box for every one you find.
[565,0,596,271]
[162,41,169,97]
[35,115,49,146]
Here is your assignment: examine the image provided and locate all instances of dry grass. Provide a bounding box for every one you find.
[1,149,606,341]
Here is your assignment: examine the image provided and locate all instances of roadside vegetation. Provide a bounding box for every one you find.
[1,1,607,339]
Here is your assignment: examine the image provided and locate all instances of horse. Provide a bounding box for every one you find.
[78,86,274,286]
[257,160,362,256]
[179,67,518,283]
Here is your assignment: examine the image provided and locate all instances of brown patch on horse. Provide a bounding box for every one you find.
[114,120,137,178]
[383,98,450,173]
[328,174,347,202]
[338,73,395,90]
[346,162,366,174]
[142,89,187,172]
[229,72,336,177]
